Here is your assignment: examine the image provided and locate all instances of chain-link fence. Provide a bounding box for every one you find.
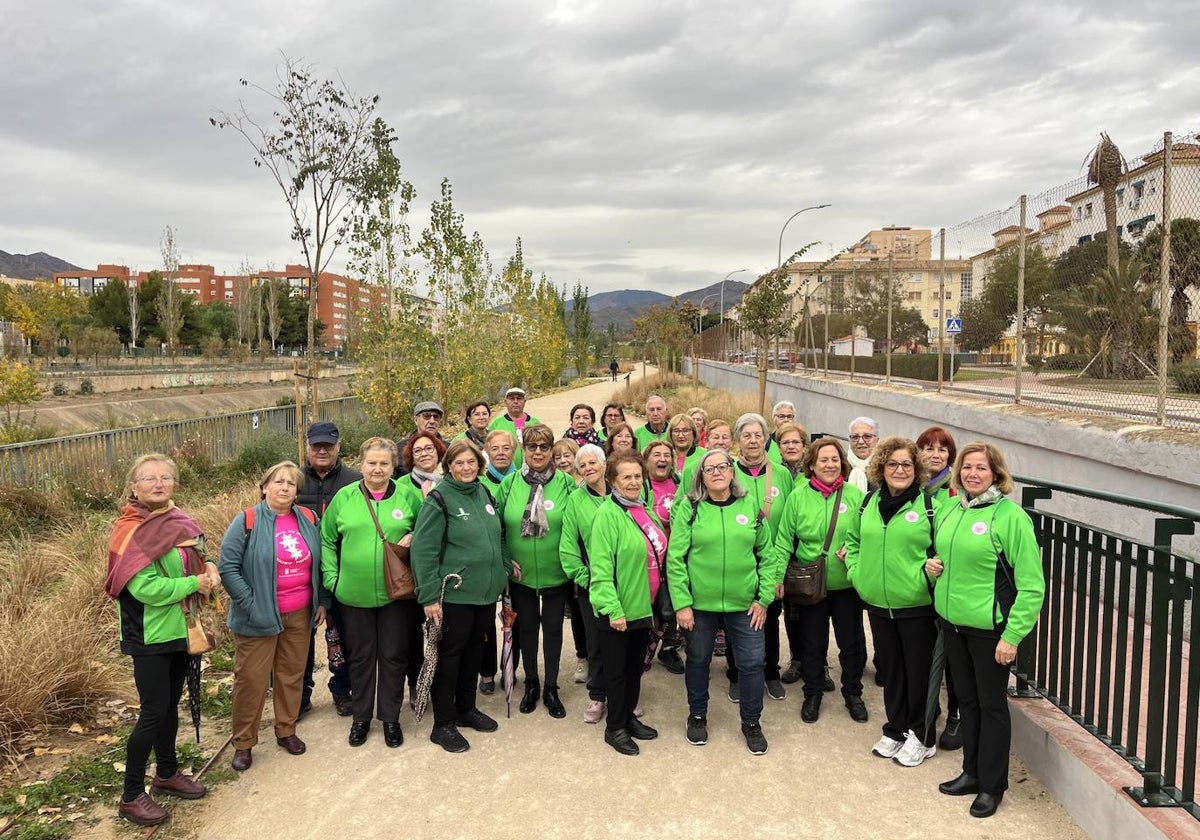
[723,130,1200,431]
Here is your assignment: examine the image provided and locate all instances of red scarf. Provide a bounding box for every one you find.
[809,475,844,499]
[105,501,205,598]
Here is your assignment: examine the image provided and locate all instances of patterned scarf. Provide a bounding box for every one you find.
[961,484,1004,509]
[105,500,205,598]
[565,428,603,448]
[520,463,556,538]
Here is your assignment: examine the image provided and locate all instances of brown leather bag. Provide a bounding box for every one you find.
[361,483,415,600]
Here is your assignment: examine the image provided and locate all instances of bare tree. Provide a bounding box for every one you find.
[126,269,140,353]
[156,226,185,361]
[233,258,257,347]
[265,277,283,352]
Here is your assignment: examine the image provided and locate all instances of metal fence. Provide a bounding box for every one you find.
[0,396,363,490]
[1015,475,1199,819]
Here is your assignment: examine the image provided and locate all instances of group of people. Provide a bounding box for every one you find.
[105,388,1045,825]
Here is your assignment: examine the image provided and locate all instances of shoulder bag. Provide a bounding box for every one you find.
[361,483,415,600]
[784,486,843,606]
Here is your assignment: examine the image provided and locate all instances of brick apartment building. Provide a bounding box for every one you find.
[53,263,383,348]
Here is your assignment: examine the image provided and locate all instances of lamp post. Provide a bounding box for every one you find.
[719,269,749,362]
[778,204,830,366]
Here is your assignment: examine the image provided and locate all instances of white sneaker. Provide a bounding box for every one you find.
[893,730,936,767]
[583,699,605,724]
[871,735,904,758]
[574,658,588,684]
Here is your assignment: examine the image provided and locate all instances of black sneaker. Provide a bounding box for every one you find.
[727,681,740,703]
[939,715,963,751]
[780,660,803,684]
[765,679,786,701]
[657,647,685,675]
[456,708,499,733]
[686,715,708,746]
[741,721,768,755]
[332,693,353,717]
[430,724,470,753]
[823,665,836,693]
[298,698,313,719]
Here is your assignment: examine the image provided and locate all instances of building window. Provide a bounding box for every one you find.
[1084,202,1093,218]
[960,272,972,301]
[1132,180,1145,200]
[908,291,922,301]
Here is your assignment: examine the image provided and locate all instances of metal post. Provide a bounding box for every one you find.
[293,359,304,464]
[1157,132,1173,426]
[938,228,946,392]
[850,266,857,381]
[886,253,894,384]
[1015,196,1027,404]
[823,291,829,376]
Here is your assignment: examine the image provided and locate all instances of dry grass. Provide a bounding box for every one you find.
[0,479,260,760]
[612,373,764,425]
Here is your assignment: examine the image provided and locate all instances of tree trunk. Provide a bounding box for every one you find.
[757,350,768,414]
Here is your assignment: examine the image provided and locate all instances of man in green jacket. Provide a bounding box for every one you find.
[488,387,539,469]
[634,394,670,451]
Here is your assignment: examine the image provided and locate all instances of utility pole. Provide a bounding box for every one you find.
[885,253,894,385]
[937,228,946,392]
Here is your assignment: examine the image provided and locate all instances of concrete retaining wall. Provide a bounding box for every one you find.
[41,362,355,395]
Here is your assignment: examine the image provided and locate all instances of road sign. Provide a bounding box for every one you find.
[945,317,962,335]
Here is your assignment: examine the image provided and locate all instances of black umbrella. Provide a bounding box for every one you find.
[186,655,203,743]
[413,574,462,722]
[923,620,947,742]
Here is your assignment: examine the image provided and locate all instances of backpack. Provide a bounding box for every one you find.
[243,505,316,532]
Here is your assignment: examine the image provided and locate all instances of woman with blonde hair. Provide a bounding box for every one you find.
[220,461,325,772]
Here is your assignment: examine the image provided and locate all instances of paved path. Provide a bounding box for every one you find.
[187,370,1086,840]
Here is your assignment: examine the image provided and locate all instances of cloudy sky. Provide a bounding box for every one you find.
[2,0,1198,295]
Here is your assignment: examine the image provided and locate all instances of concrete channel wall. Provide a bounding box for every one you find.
[692,360,1200,553]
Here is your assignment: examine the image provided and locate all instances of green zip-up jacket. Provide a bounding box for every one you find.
[320,480,421,608]
[488,413,540,469]
[559,484,608,589]
[634,421,669,452]
[933,496,1045,645]
[846,490,935,615]
[666,494,774,613]
[411,477,509,607]
[735,459,794,540]
[118,548,199,655]
[672,447,707,488]
[496,469,575,590]
[773,481,865,591]
[587,498,663,623]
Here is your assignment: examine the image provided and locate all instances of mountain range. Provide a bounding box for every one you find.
[0,251,82,280]
[570,279,750,332]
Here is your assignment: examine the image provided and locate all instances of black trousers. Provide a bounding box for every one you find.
[599,625,650,732]
[944,626,1013,794]
[567,587,588,659]
[797,587,866,699]
[124,651,189,801]
[433,603,492,726]
[727,599,785,682]
[870,611,937,744]
[509,581,570,688]
[783,610,803,665]
[339,599,419,724]
[577,589,607,701]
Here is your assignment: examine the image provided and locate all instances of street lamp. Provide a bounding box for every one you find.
[777,204,831,270]
[720,269,749,362]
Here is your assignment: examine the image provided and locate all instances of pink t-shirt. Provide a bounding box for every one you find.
[628,506,667,604]
[648,477,677,538]
[274,512,313,614]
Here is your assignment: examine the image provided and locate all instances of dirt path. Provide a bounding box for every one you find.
[154,368,1083,840]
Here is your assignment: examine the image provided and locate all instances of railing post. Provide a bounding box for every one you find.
[1125,516,1196,808]
[1012,485,1054,698]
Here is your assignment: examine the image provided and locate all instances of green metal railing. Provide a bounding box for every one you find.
[1015,474,1199,819]
[0,396,364,490]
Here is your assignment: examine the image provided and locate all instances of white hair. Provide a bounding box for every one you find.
[772,400,795,414]
[848,416,879,436]
[575,443,606,467]
[734,412,769,439]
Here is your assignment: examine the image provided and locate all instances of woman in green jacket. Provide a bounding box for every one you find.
[926,442,1045,819]
[320,437,421,750]
[496,423,576,718]
[668,449,774,755]
[411,439,510,753]
[105,454,217,826]
[588,451,665,755]
[845,437,937,767]
[558,443,610,723]
[773,437,865,724]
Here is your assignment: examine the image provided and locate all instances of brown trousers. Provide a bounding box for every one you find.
[231,607,312,748]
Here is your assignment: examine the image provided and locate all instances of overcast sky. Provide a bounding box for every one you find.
[2,0,1197,295]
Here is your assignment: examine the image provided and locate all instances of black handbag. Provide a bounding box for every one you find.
[784,486,842,606]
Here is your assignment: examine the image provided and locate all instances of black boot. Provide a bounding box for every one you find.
[519,681,540,714]
[543,686,566,718]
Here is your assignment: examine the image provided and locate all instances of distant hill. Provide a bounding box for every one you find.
[569,280,750,333]
[0,251,82,280]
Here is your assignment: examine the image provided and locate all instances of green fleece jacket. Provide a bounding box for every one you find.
[320,480,421,608]
[666,494,774,613]
[559,484,608,589]
[587,498,663,623]
[634,421,669,452]
[773,481,865,591]
[846,490,935,614]
[735,459,793,539]
[933,496,1045,645]
[411,477,509,606]
[118,548,200,655]
[496,469,575,590]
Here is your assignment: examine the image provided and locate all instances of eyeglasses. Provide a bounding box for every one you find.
[885,461,914,472]
[417,412,441,421]
[849,434,877,442]
[670,428,691,435]
[701,462,732,475]
[136,475,175,485]
[526,442,552,452]
[774,413,795,421]
[308,442,336,451]
[412,446,437,456]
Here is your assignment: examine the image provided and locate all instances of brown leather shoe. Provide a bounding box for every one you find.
[276,734,307,755]
[231,748,253,771]
[151,772,206,800]
[118,792,169,826]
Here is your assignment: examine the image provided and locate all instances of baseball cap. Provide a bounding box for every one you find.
[505,387,526,398]
[307,421,340,445]
[413,400,444,417]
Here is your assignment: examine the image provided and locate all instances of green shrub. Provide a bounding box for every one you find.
[77,379,94,395]
[229,429,297,477]
[1044,353,1089,371]
[337,416,399,455]
[822,353,949,381]
[275,395,296,407]
[51,382,68,397]
[1170,361,1200,394]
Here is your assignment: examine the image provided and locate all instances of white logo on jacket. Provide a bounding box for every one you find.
[972,521,989,536]
[543,499,555,511]
[391,509,405,520]
[736,514,749,526]
[905,510,920,523]
[485,504,496,515]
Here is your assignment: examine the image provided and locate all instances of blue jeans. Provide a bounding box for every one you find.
[685,609,765,722]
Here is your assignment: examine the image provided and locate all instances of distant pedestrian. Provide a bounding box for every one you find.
[610,359,619,381]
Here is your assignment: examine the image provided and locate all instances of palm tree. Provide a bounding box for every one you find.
[1058,258,1155,378]
[1136,217,1200,363]
[1086,132,1127,270]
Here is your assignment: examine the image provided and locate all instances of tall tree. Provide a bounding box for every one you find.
[958,296,1008,353]
[232,258,258,346]
[89,278,132,344]
[212,56,383,400]
[0,358,41,432]
[738,245,816,410]
[156,226,185,360]
[1057,257,1155,378]
[1136,218,1200,363]
[569,281,593,376]
[1086,132,1127,270]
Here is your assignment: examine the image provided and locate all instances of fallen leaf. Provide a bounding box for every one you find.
[66,813,82,823]
[47,748,71,755]
[15,794,27,806]
[68,723,85,735]
[94,734,119,745]
[205,684,220,697]
[112,762,126,773]
[33,747,49,756]
[37,806,61,814]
